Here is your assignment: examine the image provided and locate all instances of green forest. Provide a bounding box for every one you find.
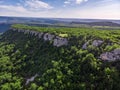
[0,24,120,90]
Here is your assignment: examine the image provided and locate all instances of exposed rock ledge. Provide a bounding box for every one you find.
[25,74,38,85]
[100,49,120,61]
[82,40,104,49]
[92,40,104,47]
[11,29,68,47]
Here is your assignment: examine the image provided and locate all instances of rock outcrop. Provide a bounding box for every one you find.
[38,32,43,38]
[43,33,55,41]
[82,42,89,49]
[25,74,38,85]
[82,40,104,49]
[11,29,68,47]
[92,40,104,47]
[26,31,38,36]
[53,36,68,47]
[100,48,120,61]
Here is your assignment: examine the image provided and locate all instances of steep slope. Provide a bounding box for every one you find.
[0,24,120,90]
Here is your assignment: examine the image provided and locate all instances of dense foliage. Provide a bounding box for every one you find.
[0,25,120,90]
[12,24,120,42]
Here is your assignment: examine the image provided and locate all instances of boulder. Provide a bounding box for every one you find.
[53,36,68,47]
[82,40,103,50]
[100,52,115,61]
[100,48,120,61]
[114,49,120,55]
[92,40,103,47]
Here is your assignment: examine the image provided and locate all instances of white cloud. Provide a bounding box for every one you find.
[76,0,88,4]
[64,1,70,4]
[0,0,119,19]
[24,0,53,11]
[60,2,120,19]
[64,0,88,5]
[0,5,27,12]
[0,0,54,17]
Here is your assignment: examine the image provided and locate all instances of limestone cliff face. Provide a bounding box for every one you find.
[53,36,68,47]
[11,28,68,47]
[11,28,120,62]
[43,33,55,41]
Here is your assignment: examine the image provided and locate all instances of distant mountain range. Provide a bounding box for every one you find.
[71,21,120,27]
[0,16,120,24]
[0,16,120,33]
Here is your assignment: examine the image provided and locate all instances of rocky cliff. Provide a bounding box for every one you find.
[82,40,120,62]
[11,28,120,62]
[11,28,68,47]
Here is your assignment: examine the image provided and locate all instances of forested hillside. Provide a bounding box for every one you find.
[0,24,120,90]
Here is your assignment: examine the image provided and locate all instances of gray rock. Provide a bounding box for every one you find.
[17,29,22,32]
[38,32,43,38]
[13,29,68,47]
[20,29,25,33]
[25,74,38,85]
[100,48,120,61]
[82,40,103,50]
[29,31,35,36]
[34,31,39,36]
[53,36,68,47]
[100,52,115,61]
[43,33,55,41]
[82,42,89,49]
[12,29,16,31]
[30,31,38,36]
[92,40,103,47]
[114,49,120,55]
[24,30,30,34]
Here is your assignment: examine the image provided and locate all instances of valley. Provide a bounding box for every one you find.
[0,23,120,89]
[0,0,120,89]
[0,16,120,33]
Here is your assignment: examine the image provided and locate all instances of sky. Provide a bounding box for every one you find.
[0,0,120,19]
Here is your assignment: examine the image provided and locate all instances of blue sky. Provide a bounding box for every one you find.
[0,0,120,19]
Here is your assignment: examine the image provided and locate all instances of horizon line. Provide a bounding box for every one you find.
[0,15,120,21]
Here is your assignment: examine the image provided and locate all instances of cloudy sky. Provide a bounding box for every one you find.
[0,0,120,19]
